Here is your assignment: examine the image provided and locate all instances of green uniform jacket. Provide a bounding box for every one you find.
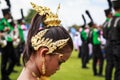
[18,24,25,42]
[92,28,101,45]
[81,28,88,41]
[0,18,14,42]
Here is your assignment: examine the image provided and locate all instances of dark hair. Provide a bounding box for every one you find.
[112,1,120,11]
[113,7,120,11]
[23,14,73,65]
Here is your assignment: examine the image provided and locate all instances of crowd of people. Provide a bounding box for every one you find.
[69,13,105,77]
[0,8,27,80]
[0,0,120,80]
[69,0,120,80]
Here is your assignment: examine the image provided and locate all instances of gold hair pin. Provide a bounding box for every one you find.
[31,2,61,27]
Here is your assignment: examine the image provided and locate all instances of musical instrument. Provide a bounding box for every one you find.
[12,26,20,48]
[0,26,20,48]
[0,32,7,48]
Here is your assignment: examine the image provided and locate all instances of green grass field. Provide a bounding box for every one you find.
[0,50,112,80]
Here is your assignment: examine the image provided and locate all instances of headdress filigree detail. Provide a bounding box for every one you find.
[31,29,69,54]
[31,2,61,27]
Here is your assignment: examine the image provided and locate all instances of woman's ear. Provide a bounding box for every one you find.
[37,47,49,57]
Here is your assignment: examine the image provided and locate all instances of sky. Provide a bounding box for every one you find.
[0,0,109,27]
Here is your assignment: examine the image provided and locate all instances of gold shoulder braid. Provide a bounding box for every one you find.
[31,2,61,27]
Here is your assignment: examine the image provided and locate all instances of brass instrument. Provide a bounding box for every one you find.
[12,26,20,48]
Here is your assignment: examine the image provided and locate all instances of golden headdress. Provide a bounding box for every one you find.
[31,2,61,27]
[31,2,69,54]
[31,29,69,54]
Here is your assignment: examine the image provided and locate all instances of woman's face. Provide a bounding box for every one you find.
[44,47,72,76]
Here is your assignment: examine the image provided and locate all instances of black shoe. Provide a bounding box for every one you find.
[94,73,98,76]
[82,66,89,69]
[2,76,11,80]
[16,63,22,67]
[97,74,105,77]
[13,70,18,73]
[6,77,11,80]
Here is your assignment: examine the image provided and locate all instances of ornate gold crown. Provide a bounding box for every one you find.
[31,2,61,27]
[31,29,69,54]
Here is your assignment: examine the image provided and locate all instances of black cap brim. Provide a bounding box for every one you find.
[2,8,10,15]
[104,8,112,16]
[112,1,120,9]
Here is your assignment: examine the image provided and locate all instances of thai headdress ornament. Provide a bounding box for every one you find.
[30,2,69,54]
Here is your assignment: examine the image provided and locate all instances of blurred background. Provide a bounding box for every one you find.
[0,0,109,28]
[0,0,115,80]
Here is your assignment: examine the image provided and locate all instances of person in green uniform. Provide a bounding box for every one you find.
[91,24,104,76]
[80,14,89,69]
[80,27,89,68]
[103,0,114,80]
[0,9,13,47]
[0,8,16,80]
[17,19,25,43]
[108,0,120,80]
[15,19,25,66]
